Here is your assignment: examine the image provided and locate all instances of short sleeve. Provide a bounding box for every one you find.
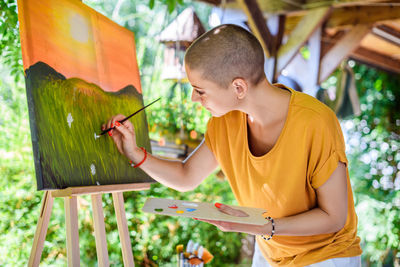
[309,112,348,189]
[204,117,215,153]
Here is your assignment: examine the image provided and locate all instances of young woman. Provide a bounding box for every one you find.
[104,24,362,267]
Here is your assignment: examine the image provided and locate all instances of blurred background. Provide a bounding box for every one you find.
[0,0,399,266]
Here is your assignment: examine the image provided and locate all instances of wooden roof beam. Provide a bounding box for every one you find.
[197,0,393,14]
[350,46,400,74]
[237,0,274,57]
[276,7,332,73]
[319,24,371,83]
[372,25,400,46]
[320,29,347,58]
[326,5,400,29]
[377,24,400,39]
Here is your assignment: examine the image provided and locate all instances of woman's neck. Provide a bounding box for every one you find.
[239,80,291,127]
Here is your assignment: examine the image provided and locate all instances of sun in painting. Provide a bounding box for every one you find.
[69,13,90,43]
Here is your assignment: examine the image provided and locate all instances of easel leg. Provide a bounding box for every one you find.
[91,194,110,267]
[28,191,54,267]
[65,196,80,266]
[112,192,135,267]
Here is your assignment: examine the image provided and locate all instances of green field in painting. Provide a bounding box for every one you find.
[25,62,154,189]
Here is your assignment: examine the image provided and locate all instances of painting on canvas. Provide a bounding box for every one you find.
[17,0,154,189]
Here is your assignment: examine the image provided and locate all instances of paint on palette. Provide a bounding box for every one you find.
[176,210,184,214]
[155,208,163,212]
[185,208,196,212]
[168,205,178,209]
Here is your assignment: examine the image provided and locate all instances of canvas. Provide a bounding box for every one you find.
[17,0,155,190]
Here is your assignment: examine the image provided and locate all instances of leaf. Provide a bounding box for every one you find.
[167,0,175,13]
[149,0,155,9]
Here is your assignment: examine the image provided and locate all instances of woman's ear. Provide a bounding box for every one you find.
[232,78,248,100]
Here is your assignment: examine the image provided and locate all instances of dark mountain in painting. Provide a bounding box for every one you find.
[114,85,143,99]
[25,61,66,82]
[25,61,142,97]
[24,61,154,190]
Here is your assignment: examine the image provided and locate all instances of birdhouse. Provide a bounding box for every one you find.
[157,7,206,82]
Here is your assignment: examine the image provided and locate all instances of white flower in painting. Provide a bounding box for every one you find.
[90,164,96,175]
[67,113,73,128]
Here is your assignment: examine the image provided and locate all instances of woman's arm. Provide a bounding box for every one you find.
[270,161,348,236]
[197,162,348,237]
[104,114,218,192]
[130,139,219,192]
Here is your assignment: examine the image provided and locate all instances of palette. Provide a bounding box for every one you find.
[142,198,268,225]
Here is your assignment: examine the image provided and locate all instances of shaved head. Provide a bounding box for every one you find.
[184,24,265,88]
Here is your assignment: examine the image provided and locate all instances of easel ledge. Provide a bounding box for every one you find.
[50,183,152,197]
[30,183,152,267]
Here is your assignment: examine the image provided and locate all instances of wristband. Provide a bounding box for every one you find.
[129,147,147,168]
[261,216,275,241]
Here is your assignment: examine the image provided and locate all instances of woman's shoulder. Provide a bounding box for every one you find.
[291,90,337,125]
[208,110,243,125]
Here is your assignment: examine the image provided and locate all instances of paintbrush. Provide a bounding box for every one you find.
[96,97,160,138]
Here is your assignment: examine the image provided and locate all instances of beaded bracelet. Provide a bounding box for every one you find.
[261,216,275,241]
[129,147,147,168]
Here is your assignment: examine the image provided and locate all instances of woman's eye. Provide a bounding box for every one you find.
[196,90,204,95]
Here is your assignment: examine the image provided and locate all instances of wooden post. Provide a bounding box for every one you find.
[65,196,80,266]
[307,25,323,96]
[112,192,135,267]
[28,191,54,267]
[265,14,286,82]
[91,194,110,267]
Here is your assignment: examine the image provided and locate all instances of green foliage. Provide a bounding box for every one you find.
[145,81,211,142]
[0,0,23,82]
[149,0,185,14]
[299,45,310,60]
[342,62,400,265]
[0,60,67,266]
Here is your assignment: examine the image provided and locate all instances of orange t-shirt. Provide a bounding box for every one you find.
[204,85,362,266]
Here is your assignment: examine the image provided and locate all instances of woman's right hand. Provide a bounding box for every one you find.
[102,114,139,160]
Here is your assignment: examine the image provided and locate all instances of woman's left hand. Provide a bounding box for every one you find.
[193,203,272,236]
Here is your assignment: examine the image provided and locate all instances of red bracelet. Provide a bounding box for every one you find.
[129,147,147,168]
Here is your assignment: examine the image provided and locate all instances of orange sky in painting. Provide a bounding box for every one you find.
[17,0,142,93]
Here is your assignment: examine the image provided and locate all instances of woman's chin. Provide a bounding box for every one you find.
[205,107,225,117]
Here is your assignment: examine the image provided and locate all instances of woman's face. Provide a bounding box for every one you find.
[185,66,238,117]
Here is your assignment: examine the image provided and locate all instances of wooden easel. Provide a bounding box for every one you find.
[28,183,152,267]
